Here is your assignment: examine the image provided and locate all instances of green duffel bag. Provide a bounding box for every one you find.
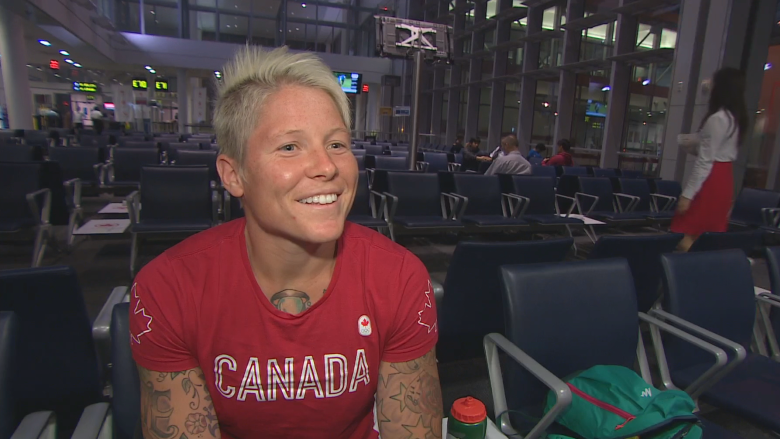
[543,365,702,439]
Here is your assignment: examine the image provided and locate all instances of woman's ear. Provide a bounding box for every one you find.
[217,155,245,198]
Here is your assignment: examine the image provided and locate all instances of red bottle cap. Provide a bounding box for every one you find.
[451,396,487,424]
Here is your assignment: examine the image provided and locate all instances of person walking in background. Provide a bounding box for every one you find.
[543,138,574,166]
[90,105,104,134]
[672,67,747,252]
[484,134,531,176]
[450,134,464,153]
[527,143,546,160]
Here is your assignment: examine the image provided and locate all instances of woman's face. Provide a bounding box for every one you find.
[231,84,358,245]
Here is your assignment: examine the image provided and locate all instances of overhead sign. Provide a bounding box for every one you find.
[393,106,410,117]
[49,60,60,70]
[379,106,393,116]
[132,78,148,90]
[376,16,452,60]
[362,84,369,93]
[73,82,98,93]
[155,80,169,91]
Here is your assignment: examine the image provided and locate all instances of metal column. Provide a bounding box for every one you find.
[410,51,424,170]
[177,69,188,135]
[553,0,584,146]
[464,1,487,142]
[599,0,638,169]
[516,6,544,150]
[444,0,467,146]
[0,5,33,129]
[486,0,513,151]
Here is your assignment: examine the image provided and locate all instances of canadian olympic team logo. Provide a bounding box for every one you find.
[358,315,372,336]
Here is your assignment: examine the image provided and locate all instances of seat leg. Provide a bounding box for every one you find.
[388,224,396,242]
[31,226,45,267]
[67,208,82,251]
[130,233,139,278]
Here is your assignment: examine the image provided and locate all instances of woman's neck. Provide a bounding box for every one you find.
[244,219,337,291]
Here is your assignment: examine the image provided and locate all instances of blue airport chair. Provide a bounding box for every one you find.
[372,156,408,171]
[347,171,387,230]
[0,266,104,437]
[588,234,683,312]
[355,154,366,170]
[450,174,528,227]
[0,163,53,267]
[510,176,582,226]
[116,136,146,147]
[0,145,39,162]
[49,147,103,187]
[223,192,244,222]
[364,145,384,156]
[351,149,366,157]
[652,250,780,433]
[172,149,219,183]
[528,156,543,166]
[438,238,572,362]
[561,166,588,176]
[390,150,409,158]
[688,230,764,254]
[729,187,780,229]
[616,178,674,220]
[576,177,648,223]
[620,169,643,178]
[488,259,739,438]
[104,148,161,188]
[127,166,218,277]
[163,142,200,162]
[382,172,463,241]
[421,152,452,173]
[650,180,681,211]
[531,165,557,180]
[592,168,617,178]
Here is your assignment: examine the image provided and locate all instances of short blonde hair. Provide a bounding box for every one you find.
[214,46,351,169]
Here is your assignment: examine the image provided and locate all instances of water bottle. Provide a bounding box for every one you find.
[447,396,487,439]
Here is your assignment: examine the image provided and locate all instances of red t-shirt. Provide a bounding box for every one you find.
[129,219,438,439]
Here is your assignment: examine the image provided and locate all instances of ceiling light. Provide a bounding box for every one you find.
[65,59,74,64]
[59,50,70,56]
[542,102,550,108]
[149,69,156,73]
[74,63,82,67]
[765,63,773,71]
[642,79,650,86]
[26,64,32,68]
[145,65,152,70]
[38,40,51,46]
[36,67,42,71]
[601,85,611,92]
[301,2,306,7]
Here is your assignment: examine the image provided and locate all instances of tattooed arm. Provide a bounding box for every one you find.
[138,366,221,439]
[377,348,444,439]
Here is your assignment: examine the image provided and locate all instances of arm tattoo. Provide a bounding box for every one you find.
[378,349,443,439]
[269,289,315,315]
[139,367,221,439]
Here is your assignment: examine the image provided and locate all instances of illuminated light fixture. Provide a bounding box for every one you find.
[301,2,306,7]
[59,50,70,56]
[765,63,773,70]
[362,84,369,93]
[38,40,52,46]
[601,85,611,92]
[74,63,82,68]
[642,79,651,86]
[26,64,32,68]
[65,59,74,64]
[554,112,558,116]
[542,102,550,108]
[144,65,152,70]
[149,69,156,73]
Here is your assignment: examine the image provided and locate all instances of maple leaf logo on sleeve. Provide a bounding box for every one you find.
[416,280,438,334]
[130,283,153,344]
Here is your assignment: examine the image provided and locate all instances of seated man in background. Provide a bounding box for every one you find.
[130,46,442,439]
[462,137,490,171]
[527,143,546,160]
[484,134,531,175]
[450,134,464,153]
[543,138,574,166]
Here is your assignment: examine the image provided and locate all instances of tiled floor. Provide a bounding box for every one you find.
[0,194,776,437]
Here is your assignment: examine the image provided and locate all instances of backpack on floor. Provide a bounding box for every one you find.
[543,365,702,439]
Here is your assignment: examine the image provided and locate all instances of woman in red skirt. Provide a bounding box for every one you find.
[672,68,748,251]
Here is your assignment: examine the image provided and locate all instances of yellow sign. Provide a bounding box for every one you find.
[73,82,98,93]
[379,106,393,116]
[132,79,148,90]
[155,80,169,91]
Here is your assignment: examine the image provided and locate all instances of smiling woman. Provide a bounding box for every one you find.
[129,46,442,439]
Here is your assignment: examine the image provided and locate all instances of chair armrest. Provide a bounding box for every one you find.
[369,190,387,220]
[649,309,746,383]
[70,402,111,439]
[755,295,780,359]
[441,193,464,220]
[613,193,639,213]
[92,286,130,371]
[651,194,677,212]
[639,312,728,399]
[416,161,429,172]
[92,164,103,185]
[761,208,780,228]
[63,178,82,210]
[484,333,571,439]
[382,192,399,222]
[574,192,599,216]
[555,194,576,216]
[448,163,462,172]
[501,193,529,218]
[26,189,51,226]
[125,191,140,224]
[10,411,56,439]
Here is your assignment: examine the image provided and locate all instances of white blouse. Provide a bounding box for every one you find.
[680,109,739,200]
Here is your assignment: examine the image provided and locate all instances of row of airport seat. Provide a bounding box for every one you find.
[1,242,778,438]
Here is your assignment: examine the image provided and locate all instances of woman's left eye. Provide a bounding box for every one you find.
[329,143,346,150]
[281,144,296,152]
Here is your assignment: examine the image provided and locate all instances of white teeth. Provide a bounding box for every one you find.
[298,194,338,204]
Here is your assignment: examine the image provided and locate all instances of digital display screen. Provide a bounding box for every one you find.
[132,79,148,90]
[104,103,115,110]
[334,72,362,94]
[73,82,98,93]
[585,100,607,118]
[155,80,169,91]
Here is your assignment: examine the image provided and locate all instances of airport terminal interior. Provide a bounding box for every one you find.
[4,0,780,438]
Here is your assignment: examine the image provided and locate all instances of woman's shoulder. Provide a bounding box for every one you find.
[343,222,412,262]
